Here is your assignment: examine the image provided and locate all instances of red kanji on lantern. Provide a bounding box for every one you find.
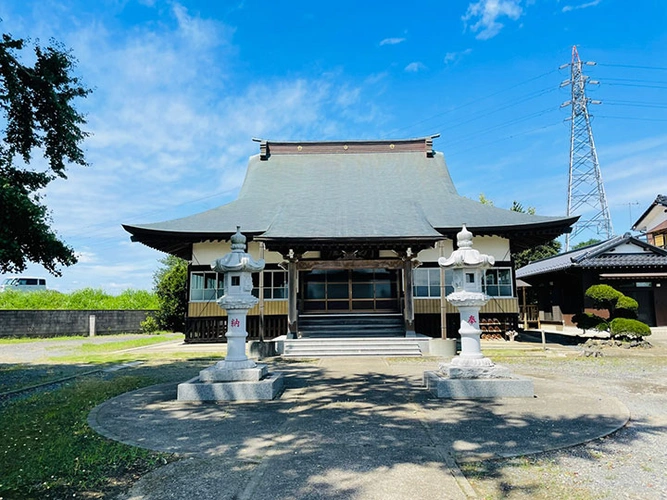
[231,318,240,328]
[467,315,476,325]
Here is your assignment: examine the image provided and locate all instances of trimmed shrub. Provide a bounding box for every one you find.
[572,312,608,332]
[609,317,651,340]
[614,295,639,319]
[586,284,623,310]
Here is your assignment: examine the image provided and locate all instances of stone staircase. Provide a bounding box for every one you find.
[282,314,423,357]
[298,313,405,338]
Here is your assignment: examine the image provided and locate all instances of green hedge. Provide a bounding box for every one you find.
[0,288,159,310]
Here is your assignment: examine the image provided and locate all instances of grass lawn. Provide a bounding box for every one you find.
[0,334,229,499]
[0,359,216,500]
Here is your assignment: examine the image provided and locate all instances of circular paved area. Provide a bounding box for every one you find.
[89,358,629,500]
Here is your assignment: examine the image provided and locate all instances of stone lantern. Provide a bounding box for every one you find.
[424,225,534,398]
[177,227,284,401]
[438,224,495,369]
[211,226,265,371]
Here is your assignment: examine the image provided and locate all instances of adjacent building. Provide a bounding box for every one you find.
[516,234,667,327]
[124,136,576,342]
[632,194,667,250]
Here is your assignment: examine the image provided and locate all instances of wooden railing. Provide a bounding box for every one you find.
[520,305,539,322]
[185,315,287,343]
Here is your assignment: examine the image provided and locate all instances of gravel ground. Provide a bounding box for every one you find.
[462,334,667,499]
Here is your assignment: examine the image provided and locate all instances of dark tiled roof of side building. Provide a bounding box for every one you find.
[516,233,667,278]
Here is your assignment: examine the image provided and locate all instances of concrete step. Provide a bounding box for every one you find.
[283,337,422,357]
[299,313,406,339]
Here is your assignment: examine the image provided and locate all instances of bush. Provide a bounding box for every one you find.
[586,284,623,309]
[614,295,639,318]
[572,312,608,332]
[609,317,652,340]
[140,315,161,334]
[0,288,158,310]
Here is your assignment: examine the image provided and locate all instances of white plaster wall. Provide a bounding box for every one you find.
[192,241,283,265]
[417,236,510,263]
[605,241,654,254]
[636,206,667,233]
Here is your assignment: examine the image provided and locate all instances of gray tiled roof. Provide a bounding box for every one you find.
[516,234,667,278]
[124,146,576,254]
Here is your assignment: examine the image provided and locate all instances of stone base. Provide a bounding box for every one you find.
[177,372,284,401]
[440,363,513,379]
[199,364,268,382]
[423,371,534,399]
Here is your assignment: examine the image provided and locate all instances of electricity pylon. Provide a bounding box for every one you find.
[561,46,613,251]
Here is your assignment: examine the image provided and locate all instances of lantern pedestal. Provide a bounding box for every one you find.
[177,227,284,401]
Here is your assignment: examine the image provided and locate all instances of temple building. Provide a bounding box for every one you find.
[123,136,576,343]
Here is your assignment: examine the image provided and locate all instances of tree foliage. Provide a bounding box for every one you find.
[153,255,188,332]
[477,194,562,268]
[508,199,561,268]
[609,317,651,339]
[0,288,158,310]
[585,284,623,314]
[0,32,90,275]
[572,238,602,250]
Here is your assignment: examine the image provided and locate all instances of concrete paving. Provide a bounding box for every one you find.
[88,356,631,500]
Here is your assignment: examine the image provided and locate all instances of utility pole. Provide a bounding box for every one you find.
[561,46,613,251]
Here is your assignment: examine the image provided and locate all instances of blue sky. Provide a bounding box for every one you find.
[1,0,666,292]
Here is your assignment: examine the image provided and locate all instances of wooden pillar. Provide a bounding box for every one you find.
[259,242,265,341]
[403,259,415,336]
[287,258,298,339]
[437,240,448,339]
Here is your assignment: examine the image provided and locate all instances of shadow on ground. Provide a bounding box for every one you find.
[82,357,657,500]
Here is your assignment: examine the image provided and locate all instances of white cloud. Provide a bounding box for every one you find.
[444,48,473,64]
[404,62,426,73]
[562,0,602,13]
[462,0,523,40]
[379,37,406,46]
[0,2,389,292]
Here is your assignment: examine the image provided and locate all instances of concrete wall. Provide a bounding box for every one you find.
[0,310,156,338]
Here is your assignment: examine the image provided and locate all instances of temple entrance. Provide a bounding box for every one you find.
[302,268,400,313]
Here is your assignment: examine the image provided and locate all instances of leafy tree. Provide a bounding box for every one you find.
[478,193,494,206]
[153,255,188,331]
[0,32,90,275]
[508,199,561,268]
[572,238,602,250]
[477,194,562,267]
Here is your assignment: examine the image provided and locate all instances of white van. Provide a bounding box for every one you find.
[0,277,47,292]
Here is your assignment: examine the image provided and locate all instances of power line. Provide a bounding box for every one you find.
[597,63,667,71]
[382,69,558,138]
